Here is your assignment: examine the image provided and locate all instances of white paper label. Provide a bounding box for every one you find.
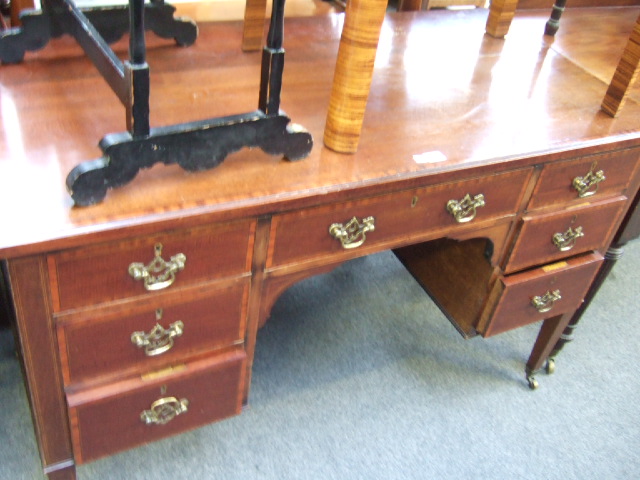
[413,151,447,164]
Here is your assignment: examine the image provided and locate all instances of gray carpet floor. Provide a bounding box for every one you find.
[1,241,639,480]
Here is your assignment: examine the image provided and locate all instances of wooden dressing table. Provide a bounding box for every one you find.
[1,7,640,479]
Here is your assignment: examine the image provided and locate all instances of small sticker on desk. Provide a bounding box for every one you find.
[413,151,447,164]
[542,261,568,273]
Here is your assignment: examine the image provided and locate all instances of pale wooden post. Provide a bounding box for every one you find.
[486,0,519,38]
[242,0,268,51]
[601,14,640,117]
[324,0,388,153]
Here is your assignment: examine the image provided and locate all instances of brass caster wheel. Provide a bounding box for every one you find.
[527,376,539,390]
[545,358,555,375]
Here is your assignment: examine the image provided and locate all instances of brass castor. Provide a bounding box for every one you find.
[545,358,556,375]
[527,376,539,390]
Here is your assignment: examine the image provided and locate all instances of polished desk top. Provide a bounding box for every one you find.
[0,7,639,257]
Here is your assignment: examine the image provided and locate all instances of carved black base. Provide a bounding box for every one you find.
[66,111,313,206]
[0,0,197,64]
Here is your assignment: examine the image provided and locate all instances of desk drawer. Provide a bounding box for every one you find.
[67,349,246,464]
[268,169,531,268]
[504,196,626,273]
[57,280,249,385]
[50,220,255,311]
[529,148,639,210]
[480,252,603,337]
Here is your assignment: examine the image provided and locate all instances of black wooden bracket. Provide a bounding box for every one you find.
[60,0,311,206]
[67,111,313,206]
[0,0,197,64]
[2,0,312,206]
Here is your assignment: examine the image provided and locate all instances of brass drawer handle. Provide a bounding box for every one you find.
[552,226,584,252]
[329,216,375,249]
[447,193,485,223]
[131,309,184,356]
[140,396,189,425]
[573,169,605,198]
[531,290,562,313]
[128,243,187,291]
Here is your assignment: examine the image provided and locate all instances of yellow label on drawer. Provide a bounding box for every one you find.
[542,261,568,273]
[567,202,591,210]
[141,364,187,381]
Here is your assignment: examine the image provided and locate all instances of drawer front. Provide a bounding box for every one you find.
[57,281,249,385]
[529,148,639,210]
[268,169,531,268]
[51,220,255,311]
[67,349,246,464]
[481,252,603,337]
[505,196,626,273]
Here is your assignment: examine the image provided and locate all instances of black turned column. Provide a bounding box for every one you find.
[126,0,151,138]
[544,0,568,37]
[549,190,640,362]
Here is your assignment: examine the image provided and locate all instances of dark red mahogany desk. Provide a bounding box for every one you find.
[1,7,639,479]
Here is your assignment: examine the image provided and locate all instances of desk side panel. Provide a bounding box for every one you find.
[7,256,74,476]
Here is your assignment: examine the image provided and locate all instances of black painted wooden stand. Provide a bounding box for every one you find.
[1,0,313,206]
[544,0,567,37]
[0,0,197,64]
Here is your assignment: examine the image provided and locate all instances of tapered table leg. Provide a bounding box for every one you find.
[546,245,624,363]
[242,0,267,51]
[548,190,640,367]
[601,13,640,117]
[525,312,573,389]
[323,0,388,154]
[485,0,519,38]
[398,0,422,12]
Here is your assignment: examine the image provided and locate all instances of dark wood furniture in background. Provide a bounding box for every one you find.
[1,7,639,480]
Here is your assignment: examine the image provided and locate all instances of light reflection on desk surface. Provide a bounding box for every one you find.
[0,7,639,255]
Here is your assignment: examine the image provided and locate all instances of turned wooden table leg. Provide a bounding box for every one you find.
[601,13,640,117]
[548,190,640,367]
[398,0,422,12]
[323,0,388,153]
[525,312,573,389]
[547,244,625,365]
[485,0,519,39]
[242,0,267,51]
[544,0,567,36]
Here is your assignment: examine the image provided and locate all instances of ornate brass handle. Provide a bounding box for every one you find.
[446,193,485,223]
[131,309,184,356]
[329,216,375,249]
[531,290,562,313]
[552,226,584,252]
[128,243,186,291]
[573,169,605,198]
[140,396,189,425]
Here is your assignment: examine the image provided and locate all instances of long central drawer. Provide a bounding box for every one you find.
[268,169,532,268]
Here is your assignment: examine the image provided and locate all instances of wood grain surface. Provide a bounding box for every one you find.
[1,8,639,257]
